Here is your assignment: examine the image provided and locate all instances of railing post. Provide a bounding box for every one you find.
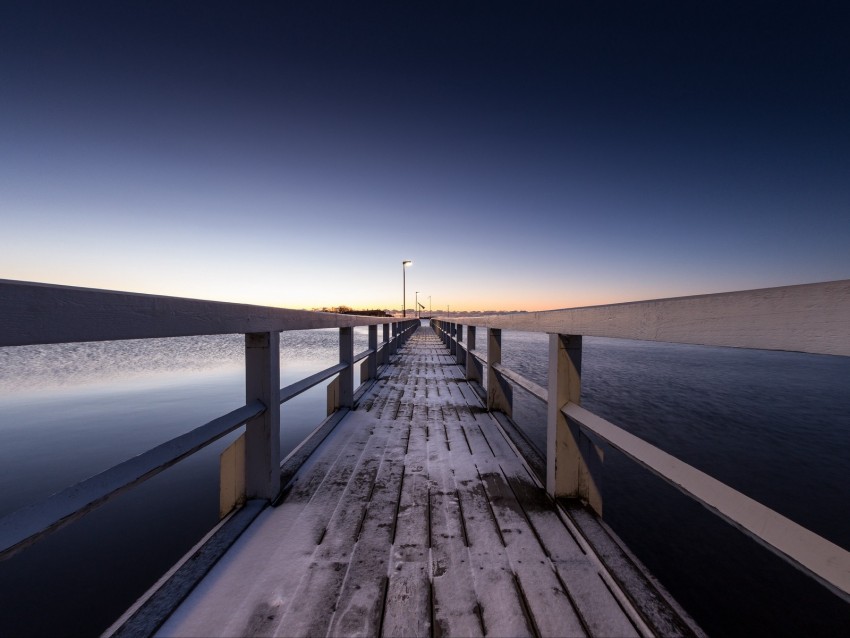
[466,326,480,382]
[382,322,390,366]
[456,324,464,366]
[391,322,398,356]
[546,334,601,513]
[244,331,281,501]
[487,328,513,417]
[450,323,457,356]
[368,324,378,380]
[339,327,354,408]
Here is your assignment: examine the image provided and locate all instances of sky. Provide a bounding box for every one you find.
[1,1,848,312]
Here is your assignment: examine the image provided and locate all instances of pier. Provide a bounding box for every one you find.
[1,278,850,636]
[144,326,689,637]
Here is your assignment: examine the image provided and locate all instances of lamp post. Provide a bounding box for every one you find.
[415,291,419,320]
[402,260,412,317]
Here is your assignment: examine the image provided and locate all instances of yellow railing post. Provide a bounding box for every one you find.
[486,328,513,417]
[546,334,601,513]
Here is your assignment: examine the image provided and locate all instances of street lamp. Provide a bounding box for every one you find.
[402,260,412,317]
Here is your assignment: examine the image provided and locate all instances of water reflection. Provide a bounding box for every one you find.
[0,327,373,637]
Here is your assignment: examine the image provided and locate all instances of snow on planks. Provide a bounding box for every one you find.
[158,326,647,637]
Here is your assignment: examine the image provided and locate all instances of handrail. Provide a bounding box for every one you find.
[491,362,548,404]
[434,279,850,356]
[279,362,348,404]
[0,400,265,559]
[353,347,373,364]
[564,402,850,603]
[0,279,399,347]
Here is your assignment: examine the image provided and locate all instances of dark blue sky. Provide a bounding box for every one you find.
[2,1,848,309]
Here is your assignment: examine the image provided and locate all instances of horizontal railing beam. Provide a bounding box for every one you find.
[563,401,850,603]
[0,400,266,560]
[352,348,373,364]
[0,279,401,347]
[492,362,548,404]
[279,362,348,404]
[433,279,850,357]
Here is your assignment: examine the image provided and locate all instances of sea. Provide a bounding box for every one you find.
[0,322,848,636]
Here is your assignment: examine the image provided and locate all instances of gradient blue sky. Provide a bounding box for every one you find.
[2,2,848,311]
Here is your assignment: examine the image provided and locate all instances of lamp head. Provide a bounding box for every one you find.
[402,260,412,267]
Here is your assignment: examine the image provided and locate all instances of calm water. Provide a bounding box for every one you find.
[1,325,848,635]
[0,328,370,637]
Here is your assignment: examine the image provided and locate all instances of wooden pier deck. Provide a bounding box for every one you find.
[154,326,693,637]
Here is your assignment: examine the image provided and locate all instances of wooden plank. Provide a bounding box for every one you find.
[455,380,486,411]
[278,408,350,493]
[159,409,383,637]
[477,464,587,637]
[275,416,396,637]
[503,468,641,637]
[428,432,484,637]
[383,422,431,638]
[464,413,588,637]
[327,425,408,636]
[470,412,649,636]
[272,413,390,627]
[567,505,700,638]
[447,417,535,637]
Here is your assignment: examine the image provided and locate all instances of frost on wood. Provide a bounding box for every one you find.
[156,327,673,637]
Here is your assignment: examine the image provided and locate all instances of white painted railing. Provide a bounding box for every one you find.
[0,279,419,560]
[431,279,850,604]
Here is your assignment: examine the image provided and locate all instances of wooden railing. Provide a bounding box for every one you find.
[432,279,850,604]
[0,279,419,560]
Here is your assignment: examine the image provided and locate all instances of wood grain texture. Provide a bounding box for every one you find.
[435,279,850,356]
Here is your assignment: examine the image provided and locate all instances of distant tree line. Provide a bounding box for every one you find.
[314,306,391,317]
